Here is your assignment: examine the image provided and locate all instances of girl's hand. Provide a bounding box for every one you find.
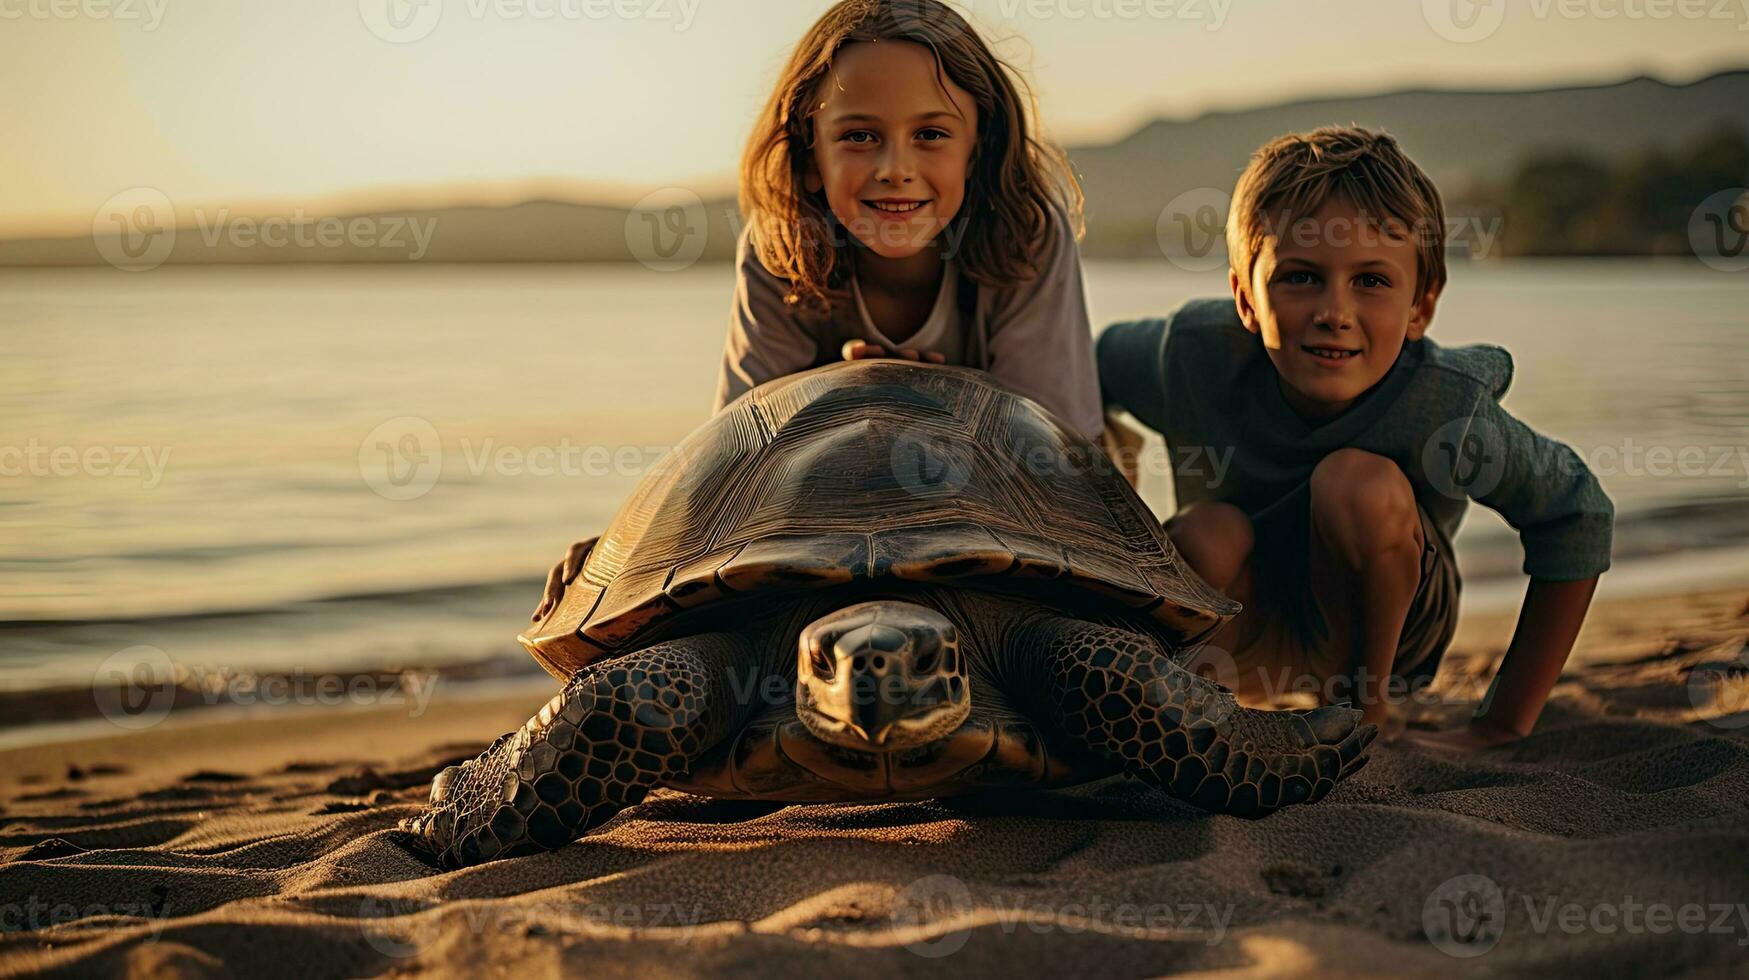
[532,537,599,622]
[841,340,947,364]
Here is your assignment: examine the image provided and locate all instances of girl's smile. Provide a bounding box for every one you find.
[806,40,978,262]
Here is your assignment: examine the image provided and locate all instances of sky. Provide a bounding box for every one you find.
[3,0,1746,236]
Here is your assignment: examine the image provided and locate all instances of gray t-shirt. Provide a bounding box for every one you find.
[714,207,1104,440]
[1097,298,1614,582]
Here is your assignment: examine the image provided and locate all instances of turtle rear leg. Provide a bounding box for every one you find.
[1023,617,1377,817]
[402,633,754,867]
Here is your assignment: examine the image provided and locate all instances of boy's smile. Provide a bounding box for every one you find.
[806,40,978,265]
[1232,197,1439,422]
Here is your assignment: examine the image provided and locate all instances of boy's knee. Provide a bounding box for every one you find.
[1168,501,1255,557]
[1166,501,1254,589]
[1310,450,1419,553]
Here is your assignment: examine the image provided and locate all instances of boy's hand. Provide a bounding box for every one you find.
[1400,722,1520,754]
[1101,412,1146,489]
[842,340,946,364]
[532,536,599,622]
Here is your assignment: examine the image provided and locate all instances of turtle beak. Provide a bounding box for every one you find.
[795,601,969,752]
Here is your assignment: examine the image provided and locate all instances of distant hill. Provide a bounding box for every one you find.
[4,69,1746,267]
[1069,69,1749,257]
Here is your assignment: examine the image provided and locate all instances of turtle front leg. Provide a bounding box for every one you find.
[1023,616,1377,817]
[402,633,754,867]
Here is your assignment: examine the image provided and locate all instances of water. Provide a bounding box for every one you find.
[3,260,1746,695]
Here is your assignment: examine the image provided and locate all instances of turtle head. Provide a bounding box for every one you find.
[795,600,970,752]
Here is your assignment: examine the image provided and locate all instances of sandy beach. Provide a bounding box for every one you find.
[0,587,1745,978]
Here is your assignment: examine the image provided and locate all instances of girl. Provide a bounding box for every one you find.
[536,0,1101,622]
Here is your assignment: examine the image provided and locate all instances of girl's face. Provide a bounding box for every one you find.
[806,40,979,263]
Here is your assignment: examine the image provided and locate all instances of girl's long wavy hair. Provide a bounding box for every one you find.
[739,0,1084,314]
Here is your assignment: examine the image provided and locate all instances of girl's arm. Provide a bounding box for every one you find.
[715,228,822,413]
[983,207,1104,441]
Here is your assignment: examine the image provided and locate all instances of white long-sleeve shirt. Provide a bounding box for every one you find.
[713,206,1104,440]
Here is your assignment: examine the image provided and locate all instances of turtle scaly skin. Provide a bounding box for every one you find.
[407,592,1373,868]
[403,363,1379,868]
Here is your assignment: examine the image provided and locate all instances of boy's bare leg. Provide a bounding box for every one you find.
[1166,502,1266,692]
[1306,450,1424,727]
[1166,502,1254,594]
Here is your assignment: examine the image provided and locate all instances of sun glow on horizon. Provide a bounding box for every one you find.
[2,0,1743,237]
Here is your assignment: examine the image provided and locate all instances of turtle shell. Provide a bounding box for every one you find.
[519,360,1238,679]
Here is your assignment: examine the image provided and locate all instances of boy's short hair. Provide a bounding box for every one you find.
[1226,126,1448,299]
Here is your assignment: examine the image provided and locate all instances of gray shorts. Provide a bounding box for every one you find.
[1234,488,1461,693]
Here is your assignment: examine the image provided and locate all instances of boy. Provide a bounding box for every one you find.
[1097,127,1613,749]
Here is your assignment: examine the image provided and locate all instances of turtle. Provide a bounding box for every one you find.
[403,360,1377,867]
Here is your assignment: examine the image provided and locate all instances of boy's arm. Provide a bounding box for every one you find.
[1476,575,1600,738]
[1416,399,1613,749]
[1092,317,1172,436]
[1414,576,1599,751]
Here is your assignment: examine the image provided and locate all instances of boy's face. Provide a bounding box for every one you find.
[806,40,978,262]
[1231,197,1439,420]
